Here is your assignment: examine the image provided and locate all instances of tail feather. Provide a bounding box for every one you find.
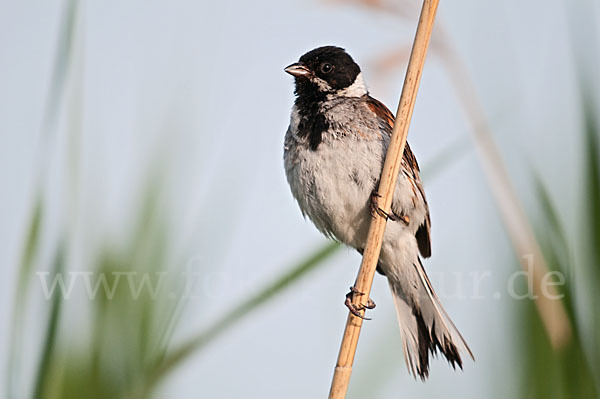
[389,259,473,379]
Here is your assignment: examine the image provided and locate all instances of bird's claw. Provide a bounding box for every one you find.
[370,192,396,221]
[345,286,376,320]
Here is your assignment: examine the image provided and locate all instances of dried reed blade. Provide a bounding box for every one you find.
[329,1,440,397]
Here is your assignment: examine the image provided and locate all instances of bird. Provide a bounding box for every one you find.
[283,45,473,379]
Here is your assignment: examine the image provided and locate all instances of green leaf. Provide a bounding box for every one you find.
[139,241,341,396]
[6,194,43,398]
[33,243,66,399]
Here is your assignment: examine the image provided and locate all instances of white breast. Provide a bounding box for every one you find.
[283,104,425,250]
[285,129,377,247]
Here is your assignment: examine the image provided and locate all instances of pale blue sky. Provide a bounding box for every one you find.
[1,0,597,397]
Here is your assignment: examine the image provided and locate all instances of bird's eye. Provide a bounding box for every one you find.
[320,63,333,74]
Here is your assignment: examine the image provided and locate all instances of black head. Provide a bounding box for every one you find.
[285,46,364,98]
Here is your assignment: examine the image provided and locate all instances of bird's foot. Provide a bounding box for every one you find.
[397,214,410,226]
[370,191,396,221]
[345,286,376,320]
[369,192,411,225]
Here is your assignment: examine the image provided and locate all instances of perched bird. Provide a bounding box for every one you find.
[283,46,473,379]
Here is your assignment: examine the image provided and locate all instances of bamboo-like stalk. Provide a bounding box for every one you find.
[355,0,572,351]
[432,37,572,349]
[328,1,440,397]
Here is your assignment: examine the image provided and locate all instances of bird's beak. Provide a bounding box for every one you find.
[284,63,310,77]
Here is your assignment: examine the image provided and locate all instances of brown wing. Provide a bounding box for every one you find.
[366,95,396,132]
[401,143,432,258]
[366,96,432,258]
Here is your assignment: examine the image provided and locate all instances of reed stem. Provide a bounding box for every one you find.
[328,1,440,397]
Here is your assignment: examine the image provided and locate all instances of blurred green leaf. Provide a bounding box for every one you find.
[521,298,596,399]
[522,128,600,398]
[583,100,600,386]
[6,195,43,397]
[584,106,600,266]
[33,243,66,399]
[34,180,183,399]
[139,241,341,396]
[42,0,78,132]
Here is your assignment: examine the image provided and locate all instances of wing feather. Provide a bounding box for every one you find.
[366,96,432,258]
